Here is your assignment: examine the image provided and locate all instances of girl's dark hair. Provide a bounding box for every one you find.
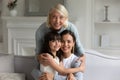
[42,31,61,58]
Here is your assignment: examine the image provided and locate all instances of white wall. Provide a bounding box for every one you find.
[0,18,2,42]
[0,0,2,42]
[65,0,91,48]
[1,0,92,49]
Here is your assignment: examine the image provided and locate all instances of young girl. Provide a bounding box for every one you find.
[40,31,61,74]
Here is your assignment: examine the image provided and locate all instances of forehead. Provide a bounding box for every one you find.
[62,34,73,40]
[50,9,64,16]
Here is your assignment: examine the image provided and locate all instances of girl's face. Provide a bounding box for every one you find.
[49,40,61,53]
[61,34,75,54]
[49,10,67,30]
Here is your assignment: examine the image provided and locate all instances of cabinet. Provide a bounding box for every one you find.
[0,4,3,53]
[0,1,2,42]
[93,0,120,56]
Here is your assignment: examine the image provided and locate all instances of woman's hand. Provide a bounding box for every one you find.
[39,72,54,80]
[67,73,76,80]
[77,54,85,72]
[38,53,53,66]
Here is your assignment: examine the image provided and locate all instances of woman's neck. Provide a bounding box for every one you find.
[62,52,71,58]
[50,27,61,32]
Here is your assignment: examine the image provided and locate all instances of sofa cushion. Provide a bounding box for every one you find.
[0,73,25,80]
[14,56,36,80]
[0,54,14,73]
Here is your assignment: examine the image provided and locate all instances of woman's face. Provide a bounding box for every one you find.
[49,10,67,30]
[49,40,61,53]
[61,34,75,54]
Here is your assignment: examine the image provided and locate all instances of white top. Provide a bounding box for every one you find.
[40,57,59,74]
[57,54,79,80]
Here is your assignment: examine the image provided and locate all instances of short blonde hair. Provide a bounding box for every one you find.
[47,4,68,28]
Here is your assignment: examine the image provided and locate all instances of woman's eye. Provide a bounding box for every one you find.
[60,16,64,19]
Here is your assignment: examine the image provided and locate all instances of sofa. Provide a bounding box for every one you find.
[0,49,120,80]
[0,53,36,80]
[84,50,120,80]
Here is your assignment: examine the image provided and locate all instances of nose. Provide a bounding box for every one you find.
[63,42,67,46]
[56,17,60,23]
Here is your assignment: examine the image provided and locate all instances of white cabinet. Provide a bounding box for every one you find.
[92,0,120,56]
[0,2,3,53]
[2,17,46,56]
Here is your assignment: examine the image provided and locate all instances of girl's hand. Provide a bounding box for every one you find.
[77,54,84,62]
[77,54,85,72]
[67,73,76,80]
[39,72,54,80]
[38,53,53,66]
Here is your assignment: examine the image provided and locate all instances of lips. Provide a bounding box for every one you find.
[53,23,61,27]
[54,24,60,27]
[61,46,69,51]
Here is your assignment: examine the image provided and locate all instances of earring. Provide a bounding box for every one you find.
[72,46,74,53]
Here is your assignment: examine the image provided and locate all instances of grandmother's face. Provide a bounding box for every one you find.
[49,10,67,30]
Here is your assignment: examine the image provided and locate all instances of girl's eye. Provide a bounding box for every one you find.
[58,40,61,42]
[51,40,55,42]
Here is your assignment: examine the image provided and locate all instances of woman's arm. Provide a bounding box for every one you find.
[50,61,82,74]
[69,23,86,72]
[43,54,83,74]
[77,54,86,72]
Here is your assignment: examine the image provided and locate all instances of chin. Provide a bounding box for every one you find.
[55,28,61,31]
[54,26,61,30]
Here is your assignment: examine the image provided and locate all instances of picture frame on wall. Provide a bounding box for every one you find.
[24,0,64,16]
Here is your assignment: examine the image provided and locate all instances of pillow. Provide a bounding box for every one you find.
[0,73,25,80]
[0,55,14,73]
